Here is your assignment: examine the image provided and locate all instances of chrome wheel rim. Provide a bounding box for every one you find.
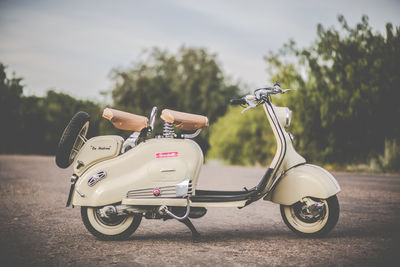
[283,198,329,234]
[68,121,89,163]
[94,209,126,226]
[87,207,134,235]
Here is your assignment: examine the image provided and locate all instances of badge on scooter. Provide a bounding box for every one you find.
[153,188,161,196]
[88,171,107,187]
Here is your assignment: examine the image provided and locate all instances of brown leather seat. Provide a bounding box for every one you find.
[103,108,148,132]
[160,109,209,131]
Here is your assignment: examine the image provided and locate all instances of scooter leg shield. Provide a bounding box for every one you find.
[266,164,341,206]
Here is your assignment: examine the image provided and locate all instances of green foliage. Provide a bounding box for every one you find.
[376,139,400,172]
[109,46,240,151]
[0,63,24,153]
[0,47,240,155]
[208,106,275,166]
[0,64,102,154]
[29,91,102,154]
[2,15,399,174]
[265,15,400,167]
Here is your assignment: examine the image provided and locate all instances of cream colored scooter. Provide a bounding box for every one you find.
[55,82,340,241]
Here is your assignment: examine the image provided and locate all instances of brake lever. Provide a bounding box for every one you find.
[272,86,291,94]
[241,99,257,114]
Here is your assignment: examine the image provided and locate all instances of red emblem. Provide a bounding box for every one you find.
[156,152,178,158]
[153,188,161,196]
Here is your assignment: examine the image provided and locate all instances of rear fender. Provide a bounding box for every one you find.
[265,164,340,205]
[71,138,204,207]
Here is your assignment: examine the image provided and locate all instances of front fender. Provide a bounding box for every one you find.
[265,164,341,205]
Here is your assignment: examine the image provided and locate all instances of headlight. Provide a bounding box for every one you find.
[285,107,292,128]
[275,107,292,128]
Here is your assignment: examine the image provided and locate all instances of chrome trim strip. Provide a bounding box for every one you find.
[127,185,175,193]
[160,169,176,172]
[126,179,192,198]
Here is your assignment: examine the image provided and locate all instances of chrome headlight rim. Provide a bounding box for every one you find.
[288,132,294,142]
[285,107,292,128]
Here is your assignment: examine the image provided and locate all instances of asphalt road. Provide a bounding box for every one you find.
[0,155,399,266]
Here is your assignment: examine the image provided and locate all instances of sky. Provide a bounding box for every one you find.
[1,0,399,101]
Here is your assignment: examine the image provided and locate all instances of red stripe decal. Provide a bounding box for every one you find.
[156,152,178,158]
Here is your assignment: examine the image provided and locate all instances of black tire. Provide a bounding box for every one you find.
[81,206,142,241]
[55,111,90,168]
[280,195,339,237]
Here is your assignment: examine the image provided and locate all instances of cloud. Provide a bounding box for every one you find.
[0,0,399,99]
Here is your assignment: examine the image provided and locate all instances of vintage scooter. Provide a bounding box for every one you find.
[55,82,340,241]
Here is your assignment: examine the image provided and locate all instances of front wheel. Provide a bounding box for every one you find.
[81,207,142,240]
[280,195,339,237]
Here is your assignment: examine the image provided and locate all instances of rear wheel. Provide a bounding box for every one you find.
[81,207,142,241]
[55,111,90,168]
[280,195,339,237]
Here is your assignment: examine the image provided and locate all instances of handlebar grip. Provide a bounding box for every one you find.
[230,98,247,105]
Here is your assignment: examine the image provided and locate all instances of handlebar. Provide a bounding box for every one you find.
[230,82,291,113]
[230,98,247,106]
[254,86,291,100]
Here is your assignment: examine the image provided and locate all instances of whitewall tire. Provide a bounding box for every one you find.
[280,195,339,237]
[81,207,142,240]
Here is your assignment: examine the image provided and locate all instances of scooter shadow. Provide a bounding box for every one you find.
[126,227,324,243]
[125,224,397,243]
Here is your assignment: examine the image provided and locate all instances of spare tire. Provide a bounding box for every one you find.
[55,111,90,168]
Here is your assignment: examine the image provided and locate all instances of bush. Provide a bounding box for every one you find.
[377,139,400,172]
[207,106,276,166]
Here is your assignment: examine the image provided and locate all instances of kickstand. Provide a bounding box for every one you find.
[179,218,200,242]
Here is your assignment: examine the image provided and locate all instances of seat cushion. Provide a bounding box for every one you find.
[103,108,148,132]
[160,109,209,131]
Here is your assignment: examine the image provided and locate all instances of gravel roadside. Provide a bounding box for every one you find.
[0,155,399,266]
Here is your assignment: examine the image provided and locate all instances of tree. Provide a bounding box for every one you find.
[265,15,400,165]
[0,62,102,155]
[0,63,24,153]
[209,15,400,170]
[109,46,241,151]
[29,90,102,154]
